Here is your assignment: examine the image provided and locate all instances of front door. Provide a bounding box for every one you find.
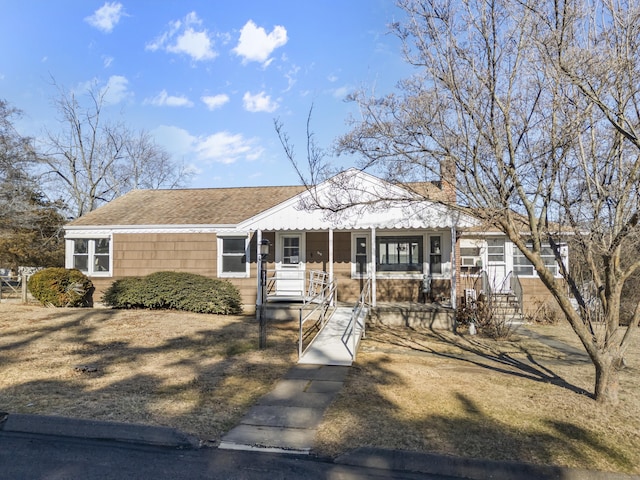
[276,234,305,297]
[486,238,508,292]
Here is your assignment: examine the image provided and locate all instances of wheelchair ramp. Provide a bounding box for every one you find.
[298,306,365,366]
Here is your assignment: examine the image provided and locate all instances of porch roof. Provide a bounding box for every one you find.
[239,200,473,230]
[239,169,478,231]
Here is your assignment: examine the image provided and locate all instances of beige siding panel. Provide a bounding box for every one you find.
[113,233,218,278]
[377,278,451,302]
[519,277,563,317]
[306,232,328,263]
[90,278,114,303]
[334,232,351,263]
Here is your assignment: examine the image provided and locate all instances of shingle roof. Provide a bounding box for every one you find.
[67,185,307,227]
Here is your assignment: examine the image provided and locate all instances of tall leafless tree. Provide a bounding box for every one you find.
[0,100,65,269]
[0,100,40,228]
[324,0,639,405]
[42,80,191,218]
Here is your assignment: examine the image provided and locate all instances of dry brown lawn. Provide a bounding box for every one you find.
[315,322,640,474]
[0,303,299,443]
[1,303,638,474]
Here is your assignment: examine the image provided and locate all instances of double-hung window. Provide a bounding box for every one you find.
[352,235,369,277]
[219,236,248,277]
[513,242,563,277]
[70,238,111,276]
[377,236,423,272]
[429,236,442,275]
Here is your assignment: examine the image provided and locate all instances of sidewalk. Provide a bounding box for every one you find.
[2,411,638,480]
[219,363,349,454]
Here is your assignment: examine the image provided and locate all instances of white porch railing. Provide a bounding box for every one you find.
[264,268,306,299]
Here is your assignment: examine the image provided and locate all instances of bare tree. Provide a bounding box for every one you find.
[42,80,191,218]
[0,100,40,228]
[324,0,639,405]
[0,100,65,269]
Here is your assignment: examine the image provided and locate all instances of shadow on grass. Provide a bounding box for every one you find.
[365,324,592,397]
[320,355,636,474]
[0,308,299,440]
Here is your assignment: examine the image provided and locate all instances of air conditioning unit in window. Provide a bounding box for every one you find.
[461,256,482,267]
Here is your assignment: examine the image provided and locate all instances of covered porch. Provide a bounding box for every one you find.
[253,226,458,310]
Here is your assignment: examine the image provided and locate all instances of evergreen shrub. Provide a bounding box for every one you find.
[28,268,94,307]
[102,271,243,314]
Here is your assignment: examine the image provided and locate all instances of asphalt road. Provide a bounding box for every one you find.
[0,431,458,480]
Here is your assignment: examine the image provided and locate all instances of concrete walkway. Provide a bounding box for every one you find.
[299,306,365,366]
[219,364,349,454]
[219,306,367,453]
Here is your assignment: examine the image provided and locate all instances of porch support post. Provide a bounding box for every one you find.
[328,229,334,282]
[256,229,263,307]
[371,226,377,307]
[328,228,334,305]
[450,226,457,309]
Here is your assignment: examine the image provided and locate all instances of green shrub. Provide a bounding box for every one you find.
[102,271,242,314]
[28,268,94,307]
[101,277,146,309]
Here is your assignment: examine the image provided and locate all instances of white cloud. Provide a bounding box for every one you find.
[85,2,125,33]
[101,75,131,104]
[103,55,114,68]
[242,91,278,113]
[146,90,194,107]
[152,126,263,165]
[233,20,287,66]
[332,85,352,100]
[284,65,300,92]
[146,12,217,62]
[201,94,229,110]
[196,131,262,164]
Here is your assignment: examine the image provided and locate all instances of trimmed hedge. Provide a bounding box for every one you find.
[102,271,243,315]
[28,268,94,307]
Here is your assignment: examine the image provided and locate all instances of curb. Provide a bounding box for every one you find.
[2,413,638,480]
[0,413,199,449]
[334,447,640,480]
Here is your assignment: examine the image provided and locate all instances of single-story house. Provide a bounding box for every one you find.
[64,169,566,323]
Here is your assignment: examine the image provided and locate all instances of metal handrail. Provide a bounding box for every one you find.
[510,270,524,320]
[350,277,371,362]
[298,280,337,359]
[480,270,492,296]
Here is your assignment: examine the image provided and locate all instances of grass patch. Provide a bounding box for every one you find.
[0,304,298,442]
[1,303,638,474]
[314,323,640,474]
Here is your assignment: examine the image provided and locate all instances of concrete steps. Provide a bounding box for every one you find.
[489,293,524,324]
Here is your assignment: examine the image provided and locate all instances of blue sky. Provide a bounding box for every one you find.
[0,1,411,188]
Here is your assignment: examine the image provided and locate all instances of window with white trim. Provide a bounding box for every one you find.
[377,236,423,272]
[353,235,369,276]
[219,237,248,277]
[513,243,564,277]
[429,236,442,275]
[72,238,111,275]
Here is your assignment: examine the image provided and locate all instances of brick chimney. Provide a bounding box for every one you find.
[440,157,457,204]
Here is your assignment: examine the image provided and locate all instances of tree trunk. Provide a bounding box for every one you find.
[594,356,620,406]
